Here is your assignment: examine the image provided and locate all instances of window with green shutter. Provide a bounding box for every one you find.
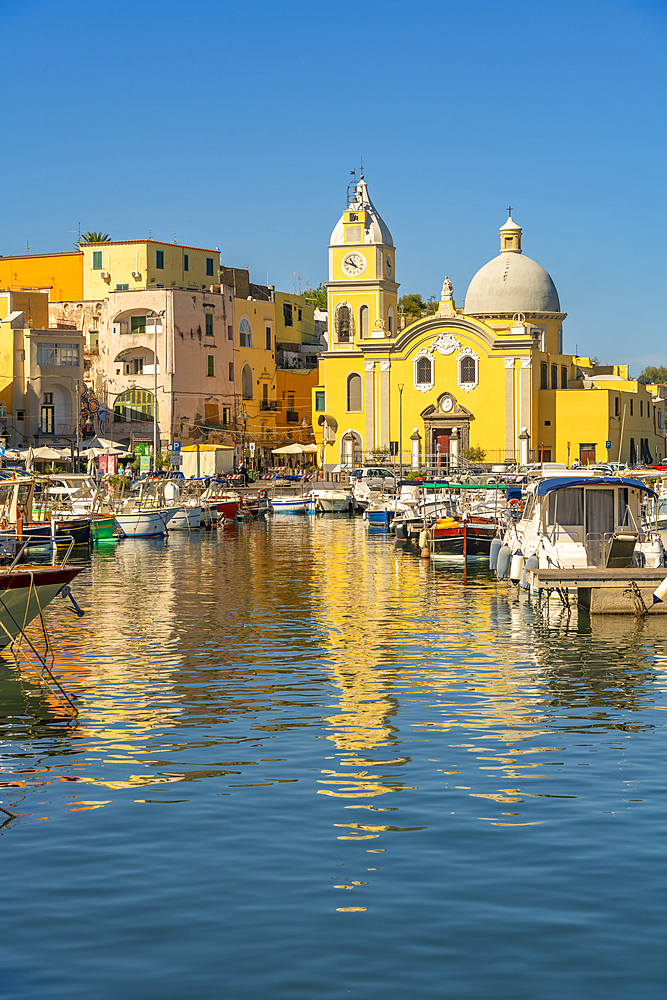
[315,390,325,412]
[206,257,214,277]
[207,355,215,377]
[131,316,147,335]
[156,250,164,269]
[92,251,103,270]
[205,313,213,336]
[183,253,189,272]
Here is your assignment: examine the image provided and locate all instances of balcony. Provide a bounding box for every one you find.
[260,400,279,412]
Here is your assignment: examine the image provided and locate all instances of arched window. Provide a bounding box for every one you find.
[114,388,156,423]
[241,365,253,400]
[416,356,432,385]
[387,306,394,335]
[239,317,252,347]
[459,355,477,385]
[336,304,351,343]
[359,305,369,339]
[347,373,362,412]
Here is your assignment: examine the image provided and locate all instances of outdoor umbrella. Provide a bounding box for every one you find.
[271,443,306,455]
[32,446,65,460]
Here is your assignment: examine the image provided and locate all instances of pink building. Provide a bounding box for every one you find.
[95,287,236,449]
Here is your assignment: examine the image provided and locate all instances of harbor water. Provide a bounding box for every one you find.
[2,517,667,999]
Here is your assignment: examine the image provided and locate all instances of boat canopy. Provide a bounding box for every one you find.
[535,476,657,499]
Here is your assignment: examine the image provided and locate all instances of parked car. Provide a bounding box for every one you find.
[351,466,396,489]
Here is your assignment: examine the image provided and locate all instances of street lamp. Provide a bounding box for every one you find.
[398,383,404,484]
[148,310,165,472]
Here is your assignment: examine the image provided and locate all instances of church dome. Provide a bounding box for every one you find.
[330,176,393,247]
[464,216,560,316]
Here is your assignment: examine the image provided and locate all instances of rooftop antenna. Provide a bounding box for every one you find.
[26,240,31,254]
[174,231,177,243]
[68,223,82,244]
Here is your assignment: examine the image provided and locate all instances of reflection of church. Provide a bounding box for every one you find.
[315,176,666,469]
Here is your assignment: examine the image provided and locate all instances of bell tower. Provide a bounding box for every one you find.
[327,174,399,350]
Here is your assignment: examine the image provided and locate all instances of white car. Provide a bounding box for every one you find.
[352,467,396,489]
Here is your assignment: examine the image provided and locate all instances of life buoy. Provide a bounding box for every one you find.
[506,498,524,511]
[258,489,268,499]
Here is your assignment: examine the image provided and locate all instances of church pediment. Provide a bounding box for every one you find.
[420,392,474,421]
[395,315,495,354]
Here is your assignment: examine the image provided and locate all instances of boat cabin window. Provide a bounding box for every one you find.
[546,488,583,526]
[586,489,615,537]
[522,494,535,521]
[617,487,630,526]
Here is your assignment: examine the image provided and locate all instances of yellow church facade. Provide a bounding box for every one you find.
[315,178,666,470]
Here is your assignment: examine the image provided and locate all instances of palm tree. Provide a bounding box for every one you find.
[78,232,111,244]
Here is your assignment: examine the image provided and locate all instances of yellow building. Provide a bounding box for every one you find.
[80,239,221,299]
[0,290,84,448]
[0,251,83,300]
[314,178,665,470]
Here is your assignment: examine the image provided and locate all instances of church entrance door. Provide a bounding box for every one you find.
[435,430,451,468]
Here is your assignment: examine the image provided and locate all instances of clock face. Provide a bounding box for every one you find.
[385,254,393,278]
[342,252,367,277]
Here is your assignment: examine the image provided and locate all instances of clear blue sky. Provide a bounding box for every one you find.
[2,0,666,371]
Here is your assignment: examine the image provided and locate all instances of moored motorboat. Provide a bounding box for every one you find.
[308,489,351,513]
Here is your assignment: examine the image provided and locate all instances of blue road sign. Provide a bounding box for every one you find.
[170,441,182,452]
[606,440,611,450]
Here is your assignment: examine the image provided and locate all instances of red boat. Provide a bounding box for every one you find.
[426,514,498,558]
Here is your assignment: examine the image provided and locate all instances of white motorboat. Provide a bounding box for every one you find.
[307,489,351,513]
[270,495,316,515]
[167,504,202,530]
[114,505,179,537]
[495,475,666,593]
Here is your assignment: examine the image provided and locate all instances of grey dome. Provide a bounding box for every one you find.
[465,252,560,315]
[330,177,393,247]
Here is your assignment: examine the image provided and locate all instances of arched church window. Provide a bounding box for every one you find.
[460,355,476,384]
[359,305,369,339]
[347,373,362,412]
[416,357,432,385]
[242,365,253,400]
[336,304,351,343]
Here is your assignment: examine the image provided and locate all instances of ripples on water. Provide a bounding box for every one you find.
[1,518,667,999]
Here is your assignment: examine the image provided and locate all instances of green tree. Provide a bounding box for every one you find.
[637,365,667,385]
[399,293,425,320]
[464,445,486,463]
[78,232,111,245]
[304,283,327,309]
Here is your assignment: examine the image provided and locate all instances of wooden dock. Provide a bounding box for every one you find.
[531,567,667,614]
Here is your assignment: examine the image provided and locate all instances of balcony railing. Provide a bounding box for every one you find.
[260,401,278,411]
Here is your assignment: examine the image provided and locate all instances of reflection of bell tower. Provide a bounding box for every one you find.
[327,173,399,349]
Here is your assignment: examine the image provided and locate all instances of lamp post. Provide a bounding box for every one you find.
[398,383,404,484]
[241,402,247,467]
[75,379,80,472]
[149,310,165,472]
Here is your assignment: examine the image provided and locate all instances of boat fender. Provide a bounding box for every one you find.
[496,544,511,580]
[652,575,667,606]
[418,529,427,549]
[522,553,539,590]
[510,550,525,585]
[489,535,502,571]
